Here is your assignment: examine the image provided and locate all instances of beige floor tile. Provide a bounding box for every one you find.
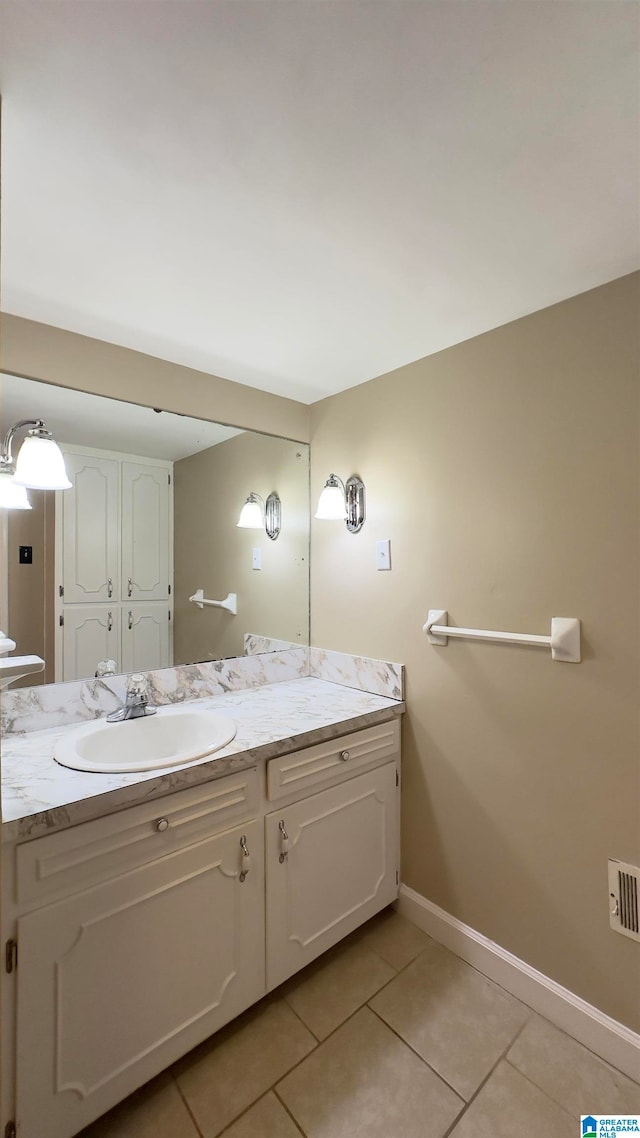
[352,906,432,971]
[220,1092,302,1138]
[75,1072,199,1138]
[508,1014,640,1116]
[369,937,529,1099]
[449,1060,575,1138]
[174,998,316,1137]
[283,938,395,1040]
[277,1005,463,1138]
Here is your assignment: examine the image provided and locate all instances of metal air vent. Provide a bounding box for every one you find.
[608,859,640,942]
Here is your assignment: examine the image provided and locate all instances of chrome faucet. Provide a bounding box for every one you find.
[107,673,156,722]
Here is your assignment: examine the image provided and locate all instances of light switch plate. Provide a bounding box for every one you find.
[252,548,262,570]
[376,539,391,571]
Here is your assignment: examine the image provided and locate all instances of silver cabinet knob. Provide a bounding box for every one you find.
[155,818,170,832]
[340,750,350,762]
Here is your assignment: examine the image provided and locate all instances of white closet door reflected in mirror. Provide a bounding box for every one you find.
[56,446,172,680]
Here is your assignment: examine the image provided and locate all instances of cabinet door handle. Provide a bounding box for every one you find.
[239,835,250,882]
[155,818,170,832]
[107,577,113,598]
[107,611,113,632]
[340,750,350,762]
[127,577,133,597]
[128,610,133,630]
[278,819,290,863]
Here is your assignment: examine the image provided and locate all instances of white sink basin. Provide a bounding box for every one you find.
[54,705,237,774]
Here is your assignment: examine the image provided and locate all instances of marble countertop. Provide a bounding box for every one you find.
[1,677,404,843]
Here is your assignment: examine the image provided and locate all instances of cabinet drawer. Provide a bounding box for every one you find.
[267,719,400,802]
[16,768,259,910]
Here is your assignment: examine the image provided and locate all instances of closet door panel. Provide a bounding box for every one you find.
[121,606,170,673]
[62,607,120,681]
[121,463,170,602]
[62,454,119,604]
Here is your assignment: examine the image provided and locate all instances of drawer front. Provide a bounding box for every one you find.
[267,719,400,802]
[17,767,259,910]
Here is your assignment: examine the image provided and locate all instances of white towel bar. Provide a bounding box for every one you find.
[423,610,581,663]
[189,589,237,616]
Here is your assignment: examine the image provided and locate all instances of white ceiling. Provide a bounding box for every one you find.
[0,2,637,404]
[0,374,243,462]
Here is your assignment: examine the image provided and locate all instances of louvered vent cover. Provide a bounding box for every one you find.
[608,859,640,942]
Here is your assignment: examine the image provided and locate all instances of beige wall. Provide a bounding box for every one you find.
[3,492,55,685]
[174,432,309,662]
[310,272,640,1030]
[0,313,310,442]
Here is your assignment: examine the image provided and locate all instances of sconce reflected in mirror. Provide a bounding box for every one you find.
[237,491,281,541]
[0,466,31,510]
[0,418,72,509]
[315,474,365,533]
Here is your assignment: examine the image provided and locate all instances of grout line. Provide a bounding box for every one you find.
[213,1097,265,1138]
[502,1058,580,1121]
[438,1014,533,1138]
[272,1086,309,1136]
[365,1003,467,1105]
[200,1076,309,1138]
[274,940,428,1054]
[281,993,321,1044]
[172,1071,206,1138]
[172,1007,319,1138]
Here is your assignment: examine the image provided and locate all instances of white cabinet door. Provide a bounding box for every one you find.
[121,605,170,673]
[15,820,265,1138]
[121,462,170,602]
[62,606,120,681]
[61,453,119,604]
[265,762,398,991]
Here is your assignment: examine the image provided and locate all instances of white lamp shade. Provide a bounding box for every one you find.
[315,482,346,520]
[237,498,264,529]
[13,436,72,490]
[0,472,32,510]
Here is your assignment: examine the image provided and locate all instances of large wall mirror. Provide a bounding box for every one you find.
[0,373,310,686]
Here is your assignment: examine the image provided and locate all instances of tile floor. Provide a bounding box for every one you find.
[77,908,640,1138]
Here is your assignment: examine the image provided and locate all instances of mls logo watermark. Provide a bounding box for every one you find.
[581,1117,640,1136]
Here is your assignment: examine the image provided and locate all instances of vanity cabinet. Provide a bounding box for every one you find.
[6,769,264,1138]
[265,762,398,990]
[16,819,264,1138]
[2,718,400,1138]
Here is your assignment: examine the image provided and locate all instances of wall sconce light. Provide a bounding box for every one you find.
[237,491,281,540]
[315,474,365,533]
[0,419,72,509]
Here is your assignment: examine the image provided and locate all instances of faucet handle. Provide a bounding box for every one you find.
[126,672,148,698]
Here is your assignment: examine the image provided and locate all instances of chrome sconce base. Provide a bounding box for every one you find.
[344,475,365,533]
[264,492,281,541]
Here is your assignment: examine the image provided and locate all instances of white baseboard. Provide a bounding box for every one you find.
[396,884,640,1083]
